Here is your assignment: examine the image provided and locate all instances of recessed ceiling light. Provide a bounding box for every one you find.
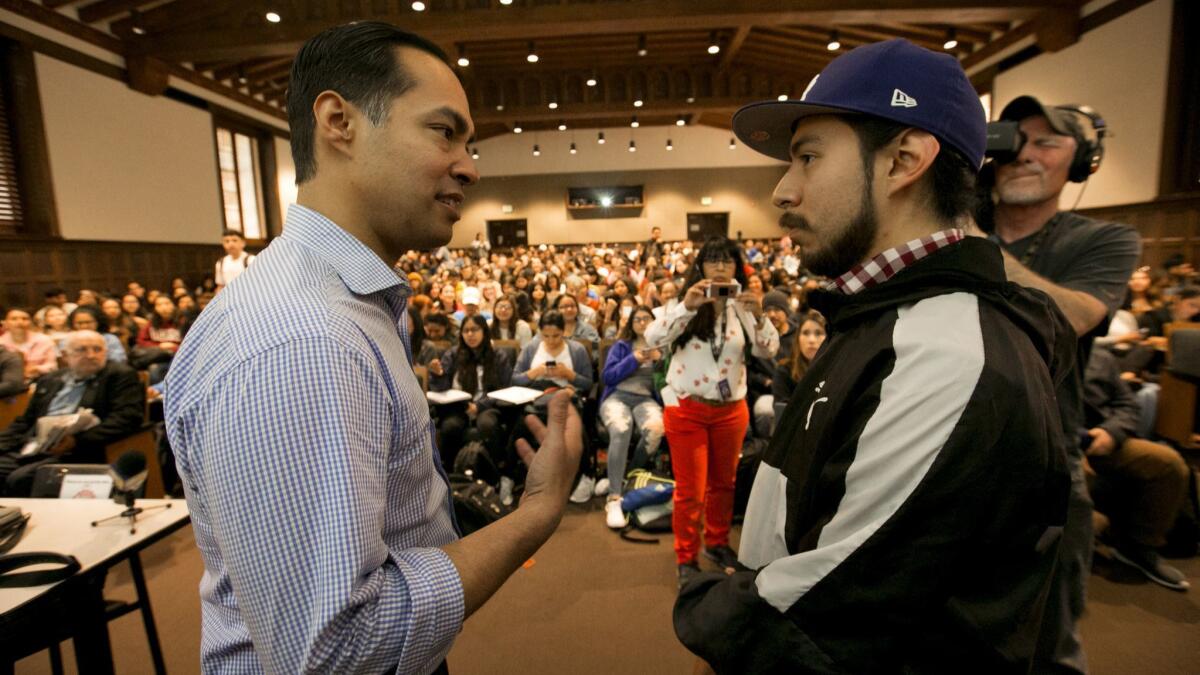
[586,77,597,87]
[527,42,539,63]
[686,96,695,104]
[513,125,523,134]
[471,147,479,160]
[411,2,425,11]
[676,116,686,126]
[500,0,513,4]
[496,104,504,111]
[633,99,643,108]
[630,116,639,128]
[628,140,637,153]
[729,137,736,150]
[597,131,606,144]
[533,144,540,157]
[707,31,720,55]
[265,11,281,23]
[778,94,788,101]
[548,101,558,110]
[132,26,146,35]
[666,139,673,151]
[456,45,469,67]
[569,142,577,155]
[558,121,567,131]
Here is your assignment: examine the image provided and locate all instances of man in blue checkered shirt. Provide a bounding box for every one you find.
[165,23,582,674]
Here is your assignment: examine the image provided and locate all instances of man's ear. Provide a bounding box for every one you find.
[312,91,358,162]
[884,128,940,197]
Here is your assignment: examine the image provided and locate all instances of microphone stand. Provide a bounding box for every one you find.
[91,489,172,535]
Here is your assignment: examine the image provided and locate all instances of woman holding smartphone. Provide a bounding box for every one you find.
[598,305,665,528]
[645,237,779,587]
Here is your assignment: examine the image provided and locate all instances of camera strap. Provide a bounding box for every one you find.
[1017,212,1063,268]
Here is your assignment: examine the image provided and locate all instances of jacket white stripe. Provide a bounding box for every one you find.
[754,292,986,612]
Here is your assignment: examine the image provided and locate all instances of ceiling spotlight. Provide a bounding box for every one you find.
[526,42,539,63]
[471,147,480,160]
[586,77,597,87]
[633,99,643,108]
[130,10,147,34]
[628,140,637,153]
[707,32,720,55]
[827,30,841,51]
[675,116,686,127]
[411,1,425,11]
[631,116,639,128]
[569,142,578,155]
[500,0,513,4]
[236,67,248,85]
[686,96,695,104]
[456,46,469,68]
[637,34,647,57]
[666,139,674,151]
[496,104,504,111]
[513,125,523,134]
[558,121,567,131]
[943,28,958,50]
[548,101,558,110]
[533,144,541,157]
[729,137,736,150]
[265,11,281,23]
[132,25,146,35]
[777,94,788,101]
[597,131,606,144]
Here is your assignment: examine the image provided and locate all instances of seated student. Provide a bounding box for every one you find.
[1,307,58,380]
[490,294,533,347]
[0,330,145,496]
[39,305,71,348]
[513,310,596,502]
[137,294,185,353]
[771,310,827,423]
[419,313,454,367]
[749,291,798,437]
[0,349,24,398]
[66,306,127,364]
[1083,346,1191,591]
[428,315,515,471]
[550,293,600,355]
[599,305,665,528]
[452,286,492,325]
[1141,285,1200,346]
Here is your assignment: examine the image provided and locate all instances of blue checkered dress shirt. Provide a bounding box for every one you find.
[165,204,462,674]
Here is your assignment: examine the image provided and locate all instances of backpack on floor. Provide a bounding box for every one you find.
[448,473,512,536]
[453,440,500,486]
[619,469,675,543]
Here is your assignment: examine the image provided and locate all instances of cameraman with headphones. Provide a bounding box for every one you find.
[980,96,1141,674]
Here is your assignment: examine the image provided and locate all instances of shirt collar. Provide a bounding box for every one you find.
[825,229,964,296]
[281,204,411,298]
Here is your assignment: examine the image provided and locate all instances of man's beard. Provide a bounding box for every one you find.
[995,165,1051,206]
[780,189,878,279]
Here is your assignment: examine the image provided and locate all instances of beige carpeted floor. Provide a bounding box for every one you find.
[14,500,1200,674]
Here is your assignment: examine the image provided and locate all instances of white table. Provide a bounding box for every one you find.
[0,498,191,674]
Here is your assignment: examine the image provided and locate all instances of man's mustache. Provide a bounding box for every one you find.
[780,212,811,231]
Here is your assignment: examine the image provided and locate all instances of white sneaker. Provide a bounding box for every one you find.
[593,478,610,497]
[569,475,595,503]
[605,497,628,529]
[499,476,514,507]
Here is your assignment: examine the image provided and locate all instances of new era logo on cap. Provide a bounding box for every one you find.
[891,89,917,108]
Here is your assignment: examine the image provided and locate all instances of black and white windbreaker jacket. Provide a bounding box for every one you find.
[675,237,1074,673]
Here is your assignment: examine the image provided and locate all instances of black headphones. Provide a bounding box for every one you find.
[1056,104,1107,183]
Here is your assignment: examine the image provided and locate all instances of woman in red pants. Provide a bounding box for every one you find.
[646,237,779,587]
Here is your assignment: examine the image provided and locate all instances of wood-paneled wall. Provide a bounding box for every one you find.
[0,238,222,310]
[1078,194,1200,271]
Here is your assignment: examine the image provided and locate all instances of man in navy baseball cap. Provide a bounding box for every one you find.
[673,39,1073,673]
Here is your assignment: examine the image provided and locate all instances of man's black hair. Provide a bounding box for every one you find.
[287,21,450,184]
[842,116,977,225]
[538,309,565,330]
[424,313,451,328]
[45,288,64,298]
[221,229,245,239]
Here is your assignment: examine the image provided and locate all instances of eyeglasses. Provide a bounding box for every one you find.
[702,257,735,267]
[632,315,653,324]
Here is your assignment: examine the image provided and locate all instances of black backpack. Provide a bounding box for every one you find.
[452,440,499,486]
[448,473,513,536]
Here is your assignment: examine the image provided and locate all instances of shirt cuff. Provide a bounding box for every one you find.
[666,301,697,321]
[392,547,465,674]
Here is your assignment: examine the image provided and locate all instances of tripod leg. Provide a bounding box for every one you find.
[129,553,167,675]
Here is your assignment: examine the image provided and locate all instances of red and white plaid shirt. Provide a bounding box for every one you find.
[826,229,964,295]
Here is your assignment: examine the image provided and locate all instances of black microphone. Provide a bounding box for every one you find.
[110,450,148,498]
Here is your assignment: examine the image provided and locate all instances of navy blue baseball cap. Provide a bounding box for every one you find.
[733,39,987,170]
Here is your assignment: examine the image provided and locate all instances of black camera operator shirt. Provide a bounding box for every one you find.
[992,211,1141,439]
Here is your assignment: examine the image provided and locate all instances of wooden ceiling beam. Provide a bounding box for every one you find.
[473,97,751,126]
[210,57,282,82]
[43,0,90,8]
[716,26,752,73]
[77,0,157,25]
[130,0,1067,61]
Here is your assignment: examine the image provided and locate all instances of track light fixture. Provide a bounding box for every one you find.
[827,30,841,51]
[707,32,720,55]
[597,131,606,144]
[527,41,539,63]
